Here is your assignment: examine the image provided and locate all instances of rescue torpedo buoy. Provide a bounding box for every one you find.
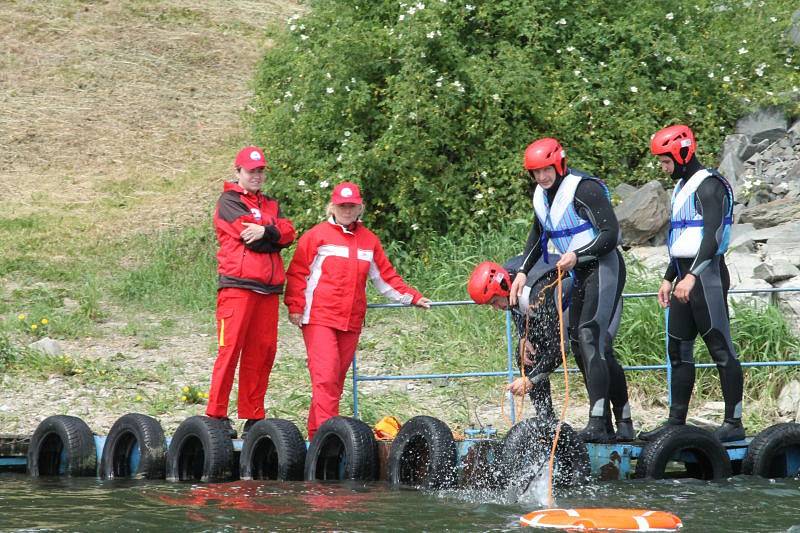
[520,508,682,531]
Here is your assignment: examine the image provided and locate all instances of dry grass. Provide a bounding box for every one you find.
[0,0,301,233]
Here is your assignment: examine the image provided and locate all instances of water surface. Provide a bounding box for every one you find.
[1,474,799,532]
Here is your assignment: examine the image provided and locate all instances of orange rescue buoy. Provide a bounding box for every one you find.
[520,508,682,531]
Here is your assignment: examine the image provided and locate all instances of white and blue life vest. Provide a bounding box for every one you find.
[667,169,734,258]
[532,170,609,263]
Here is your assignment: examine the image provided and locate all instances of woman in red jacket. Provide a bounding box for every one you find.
[285,182,431,438]
[208,146,296,437]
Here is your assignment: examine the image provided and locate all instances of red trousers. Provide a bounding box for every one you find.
[206,288,278,419]
[302,324,360,439]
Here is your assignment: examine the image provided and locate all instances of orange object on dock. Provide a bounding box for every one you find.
[520,508,682,531]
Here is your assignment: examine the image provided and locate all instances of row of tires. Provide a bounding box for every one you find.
[25,413,800,485]
[27,413,462,486]
[27,413,572,488]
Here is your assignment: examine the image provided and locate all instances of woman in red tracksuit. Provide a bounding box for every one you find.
[208,145,296,436]
[284,182,431,439]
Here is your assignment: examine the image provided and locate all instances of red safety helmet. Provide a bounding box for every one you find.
[650,125,696,165]
[467,261,511,304]
[524,138,566,175]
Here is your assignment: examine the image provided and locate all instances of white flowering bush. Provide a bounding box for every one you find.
[251,0,799,243]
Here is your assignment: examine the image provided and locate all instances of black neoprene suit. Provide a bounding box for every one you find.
[510,270,563,419]
[664,157,743,424]
[518,170,630,422]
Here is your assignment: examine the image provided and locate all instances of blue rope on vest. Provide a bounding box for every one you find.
[669,215,733,230]
[540,221,593,264]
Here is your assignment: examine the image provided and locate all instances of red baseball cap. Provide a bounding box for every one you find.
[331,182,363,205]
[234,146,267,170]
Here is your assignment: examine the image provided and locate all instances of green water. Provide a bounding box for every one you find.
[1,474,799,532]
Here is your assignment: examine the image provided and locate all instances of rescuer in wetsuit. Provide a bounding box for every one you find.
[640,124,744,443]
[508,137,632,443]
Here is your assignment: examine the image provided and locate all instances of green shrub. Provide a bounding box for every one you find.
[250,0,799,244]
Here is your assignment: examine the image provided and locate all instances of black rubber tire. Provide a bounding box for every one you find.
[387,415,457,489]
[27,415,97,477]
[635,425,731,480]
[166,416,235,482]
[460,440,504,489]
[240,418,306,481]
[304,416,377,481]
[101,413,166,480]
[499,417,590,490]
[743,422,800,478]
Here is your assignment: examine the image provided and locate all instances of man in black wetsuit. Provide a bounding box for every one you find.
[468,260,563,421]
[508,137,632,443]
[640,124,744,443]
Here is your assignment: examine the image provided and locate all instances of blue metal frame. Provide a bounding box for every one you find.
[351,287,800,422]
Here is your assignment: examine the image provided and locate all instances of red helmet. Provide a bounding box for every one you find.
[467,261,511,304]
[650,125,696,164]
[524,138,566,175]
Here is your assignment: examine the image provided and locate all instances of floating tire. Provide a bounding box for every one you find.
[499,417,590,491]
[240,418,306,481]
[101,413,166,480]
[460,440,504,489]
[166,416,235,483]
[742,422,800,478]
[28,415,97,477]
[304,416,377,481]
[635,425,731,480]
[387,415,457,489]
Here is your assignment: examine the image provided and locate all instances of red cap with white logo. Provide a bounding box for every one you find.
[331,182,363,205]
[234,146,267,170]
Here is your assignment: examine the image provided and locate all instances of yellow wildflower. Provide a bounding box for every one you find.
[181,395,188,402]
[135,395,143,401]
[41,318,49,325]
[18,314,26,321]
[31,324,38,331]
[182,386,190,393]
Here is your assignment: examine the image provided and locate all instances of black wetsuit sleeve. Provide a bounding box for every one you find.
[663,262,678,283]
[688,178,728,277]
[519,218,543,274]
[571,180,620,264]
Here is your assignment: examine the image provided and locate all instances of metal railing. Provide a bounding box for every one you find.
[351,287,800,423]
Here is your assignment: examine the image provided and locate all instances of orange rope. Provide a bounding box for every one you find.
[546,267,569,508]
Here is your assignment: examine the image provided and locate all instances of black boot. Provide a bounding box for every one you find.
[638,418,684,441]
[615,418,635,442]
[577,416,613,443]
[211,417,237,439]
[240,418,262,441]
[713,419,745,443]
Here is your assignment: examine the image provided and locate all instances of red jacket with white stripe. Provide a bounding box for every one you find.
[284,219,423,332]
[214,182,296,293]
